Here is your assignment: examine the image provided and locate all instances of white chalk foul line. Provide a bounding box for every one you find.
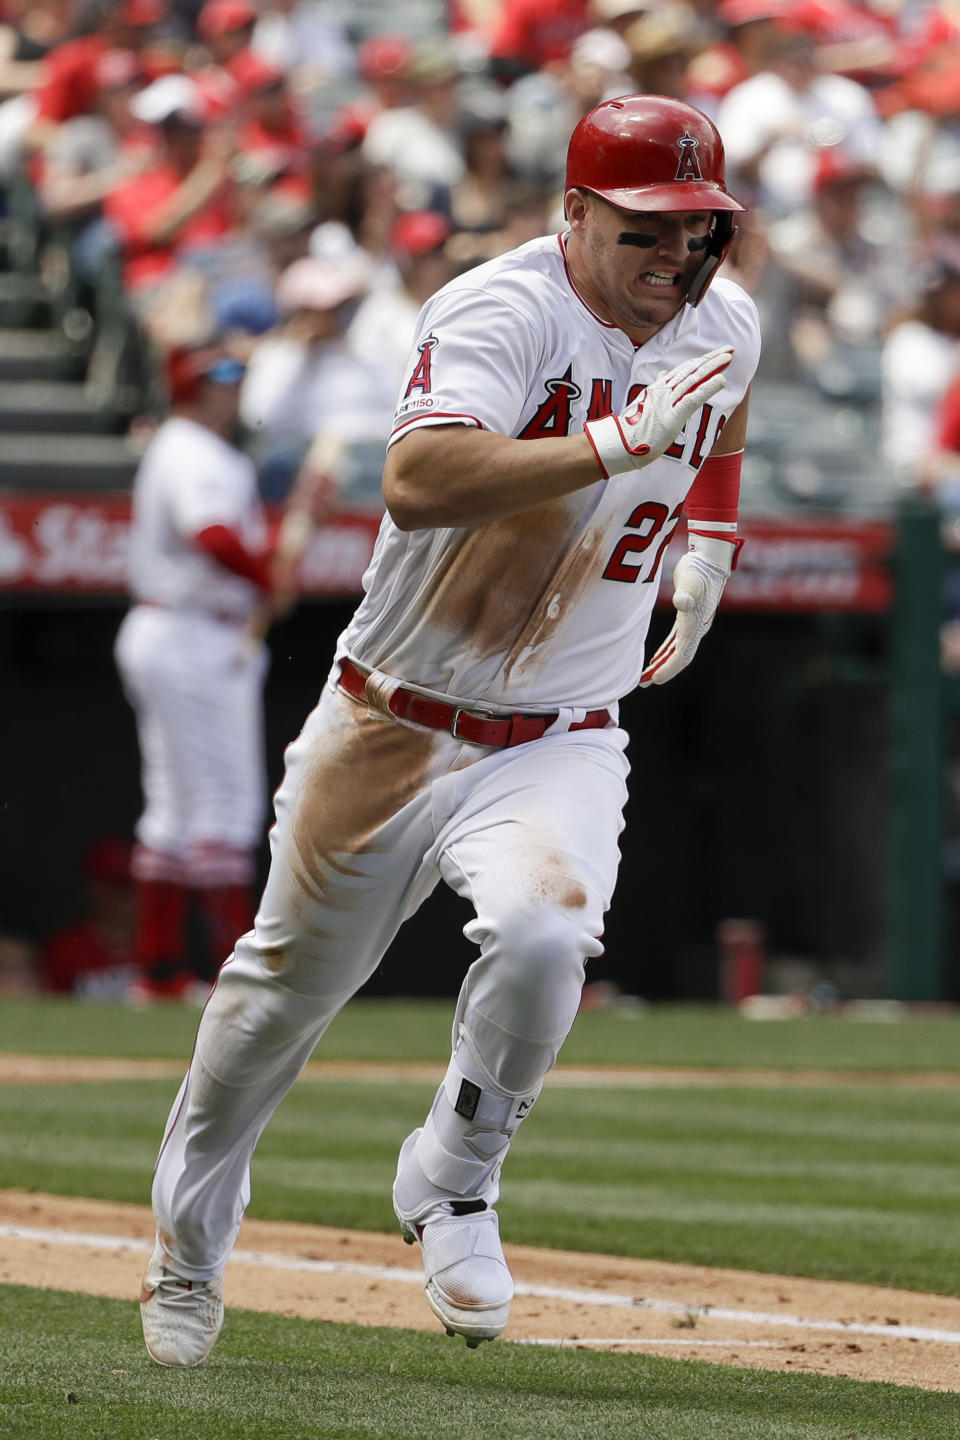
[510,1282,960,1346]
[3,1223,960,1346]
[514,1338,783,1349]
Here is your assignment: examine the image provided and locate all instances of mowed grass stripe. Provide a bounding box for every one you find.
[1,1285,957,1440]
[6,997,960,1071]
[10,1053,960,1090]
[4,1077,960,1294]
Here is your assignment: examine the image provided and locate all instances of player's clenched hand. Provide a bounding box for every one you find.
[584,346,734,478]
[640,539,734,686]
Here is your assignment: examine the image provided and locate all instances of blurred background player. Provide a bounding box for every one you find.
[115,339,289,1000]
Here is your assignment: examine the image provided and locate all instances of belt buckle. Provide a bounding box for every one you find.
[450,704,496,741]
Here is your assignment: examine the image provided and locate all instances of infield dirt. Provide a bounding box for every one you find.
[3,1189,960,1392]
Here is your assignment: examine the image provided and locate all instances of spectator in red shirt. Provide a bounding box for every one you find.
[488,0,592,81]
[226,47,309,190]
[0,0,73,102]
[925,332,960,675]
[447,0,505,47]
[40,45,154,283]
[939,369,960,457]
[184,0,259,122]
[196,0,255,67]
[27,0,165,150]
[104,72,234,296]
[685,0,781,111]
[794,0,898,84]
[41,47,150,225]
[325,31,413,147]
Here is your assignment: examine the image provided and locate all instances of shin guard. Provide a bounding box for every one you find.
[393,1026,540,1223]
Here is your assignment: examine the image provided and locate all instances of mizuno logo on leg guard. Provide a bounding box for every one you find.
[454,1079,482,1121]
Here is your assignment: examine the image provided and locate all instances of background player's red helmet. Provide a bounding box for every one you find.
[565,95,746,304]
[165,343,244,403]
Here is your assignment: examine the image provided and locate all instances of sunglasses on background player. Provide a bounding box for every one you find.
[203,358,246,386]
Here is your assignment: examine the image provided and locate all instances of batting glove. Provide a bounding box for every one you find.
[584,346,734,478]
[640,534,737,686]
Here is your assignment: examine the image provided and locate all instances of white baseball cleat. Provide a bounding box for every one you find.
[399,1201,513,1347]
[139,1239,224,1367]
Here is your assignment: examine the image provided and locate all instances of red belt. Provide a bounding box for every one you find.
[337,659,611,749]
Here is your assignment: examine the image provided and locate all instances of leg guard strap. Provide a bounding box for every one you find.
[394,1027,540,1218]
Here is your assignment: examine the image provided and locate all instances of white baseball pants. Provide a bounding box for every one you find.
[151,681,629,1280]
[115,605,269,864]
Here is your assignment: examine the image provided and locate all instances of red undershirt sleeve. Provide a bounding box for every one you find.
[192,524,274,591]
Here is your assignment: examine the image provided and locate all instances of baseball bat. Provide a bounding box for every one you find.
[247,433,347,643]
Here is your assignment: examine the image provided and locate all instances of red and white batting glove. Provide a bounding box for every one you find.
[584,347,734,477]
[640,534,738,686]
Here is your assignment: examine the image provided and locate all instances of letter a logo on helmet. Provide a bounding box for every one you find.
[564,93,747,304]
[675,132,703,182]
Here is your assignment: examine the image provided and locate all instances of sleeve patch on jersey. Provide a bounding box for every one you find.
[403,333,439,400]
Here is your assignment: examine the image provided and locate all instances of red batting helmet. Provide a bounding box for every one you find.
[165,342,243,403]
[565,95,745,303]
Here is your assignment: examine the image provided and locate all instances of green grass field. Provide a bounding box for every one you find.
[4,995,960,1070]
[5,1285,960,1440]
[8,1284,960,1440]
[3,998,960,1438]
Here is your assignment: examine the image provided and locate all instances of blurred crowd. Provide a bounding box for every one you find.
[8,0,960,994]
[2,0,960,509]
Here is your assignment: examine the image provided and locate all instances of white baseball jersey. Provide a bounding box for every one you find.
[126,417,267,619]
[339,232,761,711]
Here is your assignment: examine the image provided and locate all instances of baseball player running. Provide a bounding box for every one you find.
[139,95,761,1365]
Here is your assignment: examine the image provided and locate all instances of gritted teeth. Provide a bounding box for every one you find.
[642,271,679,287]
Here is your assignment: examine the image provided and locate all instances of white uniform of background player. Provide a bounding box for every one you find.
[115,348,272,997]
[140,96,761,1365]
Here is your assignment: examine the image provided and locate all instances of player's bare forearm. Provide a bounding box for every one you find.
[383,426,607,531]
[708,388,750,456]
[385,351,738,530]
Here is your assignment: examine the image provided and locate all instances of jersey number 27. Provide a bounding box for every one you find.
[602,502,683,585]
